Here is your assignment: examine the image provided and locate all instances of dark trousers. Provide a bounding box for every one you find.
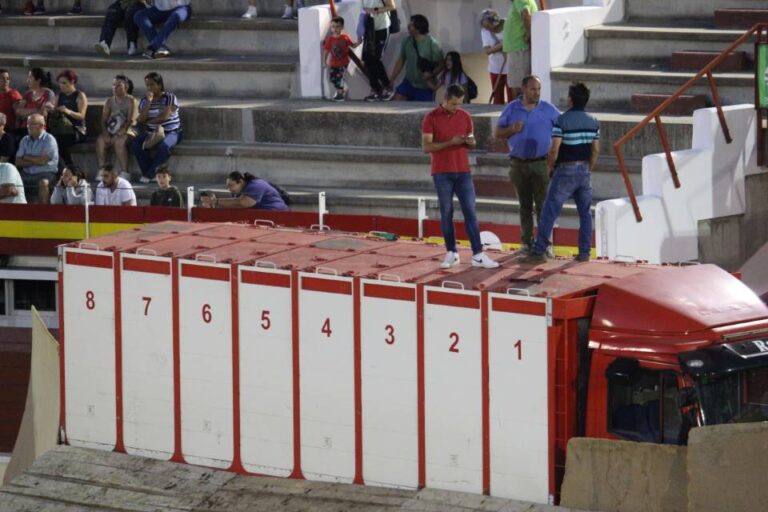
[433,172,483,255]
[508,158,550,248]
[363,28,391,94]
[54,133,79,172]
[100,0,146,47]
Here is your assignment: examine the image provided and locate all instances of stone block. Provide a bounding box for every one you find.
[688,423,768,512]
[631,93,708,117]
[560,438,687,512]
[671,51,747,72]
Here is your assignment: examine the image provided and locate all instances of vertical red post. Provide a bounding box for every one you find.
[416,284,426,488]
[481,291,490,495]
[353,277,364,485]
[229,264,245,473]
[289,270,305,479]
[654,115,680,189]
[170,258,184,463]
[114,255,125,453]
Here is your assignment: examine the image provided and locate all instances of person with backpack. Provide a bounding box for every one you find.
[432,52,477,103]
[202,171,289,210]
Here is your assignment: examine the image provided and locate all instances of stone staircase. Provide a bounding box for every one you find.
[4,0,757,230]
[550,0,766,112]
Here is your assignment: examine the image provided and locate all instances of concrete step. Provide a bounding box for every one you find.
[550,64,753,110]
[0,51,297,99]
[714,8,768,29]
[69,140,642,204]
[631,93,708,116]
[626,0,768,22]
[670,50,749,72]
[586,23,749,64]
[3,0,328,18]
[0,16,300,57]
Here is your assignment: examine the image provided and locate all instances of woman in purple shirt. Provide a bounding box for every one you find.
[203,171,288,210]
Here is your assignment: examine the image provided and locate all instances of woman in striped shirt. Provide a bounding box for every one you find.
[131,72,181,183]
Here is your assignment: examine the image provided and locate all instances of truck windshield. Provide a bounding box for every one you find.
[696,367,768,425]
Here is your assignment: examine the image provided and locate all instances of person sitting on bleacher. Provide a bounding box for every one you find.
[0,113,15,163]
[13,67,55,138]
[200,171,288,210]
[131,72,182,184]
[95,1,148,57]
[15,113,58,204]
[97,74,138,181]
[0,70,22,140]
[95,164,137,206]
[0,161,26,204]
[19,0,82,16]
[135,0,192,59]
[48,69,88,172]
[150,165,183,207]
[51,165,92,205]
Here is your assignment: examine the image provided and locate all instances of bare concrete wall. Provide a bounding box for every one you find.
[559,438,688,512]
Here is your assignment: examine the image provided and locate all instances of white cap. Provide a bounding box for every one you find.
[480,231,502,250]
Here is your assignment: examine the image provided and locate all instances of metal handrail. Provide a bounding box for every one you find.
[613,23,767,223]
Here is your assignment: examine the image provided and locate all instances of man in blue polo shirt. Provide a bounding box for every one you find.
[526,82,600,263]
[494,75,559,252]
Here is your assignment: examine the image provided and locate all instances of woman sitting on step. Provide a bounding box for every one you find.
[96,74,138,181]
[48,69,89,172]
[13,67,55,138]
[131,72,182,184]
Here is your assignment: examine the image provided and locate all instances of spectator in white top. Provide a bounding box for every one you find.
[135,0,192,59]
[480,9,510,105]
[95,164,137,206]
[0,162,25,204]
[51,165,92,205]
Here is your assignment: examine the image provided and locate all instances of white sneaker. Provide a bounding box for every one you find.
[138,176,151,184]
[440,252,460,269]
[127,42,138,56]
[472,252,500,269]
[94,40,110,56]
[281,5,293,18]
[241,6,257,18]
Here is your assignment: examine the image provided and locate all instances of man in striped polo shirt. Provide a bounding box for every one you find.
[525,82,599,263]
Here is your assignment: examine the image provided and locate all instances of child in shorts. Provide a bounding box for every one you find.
[323,16,360,102]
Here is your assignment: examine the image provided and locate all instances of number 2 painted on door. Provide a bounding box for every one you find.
[449,332,460,353]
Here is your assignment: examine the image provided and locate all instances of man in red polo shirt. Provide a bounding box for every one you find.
[422,84,499,269]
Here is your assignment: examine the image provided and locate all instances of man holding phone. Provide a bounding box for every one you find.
[422,84,499,269]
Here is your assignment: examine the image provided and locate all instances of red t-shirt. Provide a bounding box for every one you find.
[422,105,473,175]
[0,89,22,130]
[17,88,56,128]
[324,33,354,68]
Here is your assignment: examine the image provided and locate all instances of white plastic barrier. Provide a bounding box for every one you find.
[360,280,419,489]
[62,249,116,450]
[298,273,356,483]
[120,254,174,460]
[238,266,295,477]
[178,261,233,468]
[488,294,550,502]
[423,286,483,494]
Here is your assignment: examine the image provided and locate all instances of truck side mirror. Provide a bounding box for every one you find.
[605,357,639,383]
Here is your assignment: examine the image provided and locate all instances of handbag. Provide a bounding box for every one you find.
[384,0,401,33]
[46,111,75,136]
[412,37,436,74]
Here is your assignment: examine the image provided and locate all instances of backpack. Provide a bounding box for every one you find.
[268,181,291,207]
[386,0,401,34]
[466,76,478,101]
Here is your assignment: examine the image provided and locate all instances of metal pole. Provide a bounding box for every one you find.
[83,182,90,240]
[187,186,195,223]
[417,197,427,239]
[318,191,329,228]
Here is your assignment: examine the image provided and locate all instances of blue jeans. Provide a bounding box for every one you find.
[131,130,182,179]
[134,5,191,51]
[433,172,483,255]
[533,162,592,257]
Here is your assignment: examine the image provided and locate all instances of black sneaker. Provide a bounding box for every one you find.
[142,49,155,59]
[379,89,395,101]
[363,92,380,102]
[574,254,590,262]
[522,252,547,264]
[33,5,45,15]
[332,92,345,102]
[67,5,82,15]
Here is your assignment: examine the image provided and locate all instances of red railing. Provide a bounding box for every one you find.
[614,23,768,222]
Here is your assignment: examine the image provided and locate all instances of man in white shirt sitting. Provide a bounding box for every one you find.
[0,162,26,204]
[95,164,137,206]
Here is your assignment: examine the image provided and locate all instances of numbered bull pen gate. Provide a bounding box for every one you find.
[59,221,606,504]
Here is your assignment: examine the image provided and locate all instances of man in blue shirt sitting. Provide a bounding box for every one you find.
[494,75,559,253]
[526,81,600,263]
[15,113,59,204]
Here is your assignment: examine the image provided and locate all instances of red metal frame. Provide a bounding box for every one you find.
[614,24,768,222]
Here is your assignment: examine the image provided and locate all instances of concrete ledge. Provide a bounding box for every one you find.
[631,93,709,116]
[560,438,687,512]
[671,51,748,72]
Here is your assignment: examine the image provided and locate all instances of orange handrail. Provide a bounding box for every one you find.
[614,23,767,223]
